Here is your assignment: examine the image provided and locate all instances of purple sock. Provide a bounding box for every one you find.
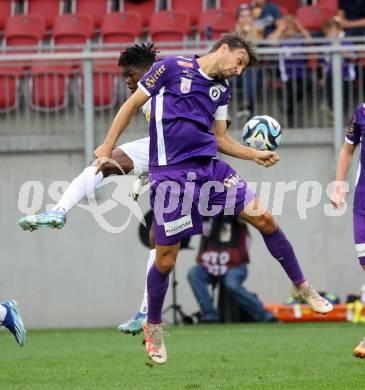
[147,263,170,324]
[262,228,305,286]
[353,212,365,266]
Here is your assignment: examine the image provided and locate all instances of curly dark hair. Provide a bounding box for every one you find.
[118,42,158,69]
[209,32,258,68]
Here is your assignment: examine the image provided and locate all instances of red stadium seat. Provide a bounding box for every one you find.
[278,6,288,16]
[27,65,73,111]
[198,9,235,40]
[296,6,335,31]
[53,14,94,46]
[101,12,143,44]
[4,15,46,48]
[76,0,110,28]
[149,11,191,43]
[273,0,300,16]
[27,0,61,29]
[123,0,155,27]
[77,63,120,110]
[317,0,338,13]
[171,0,203,26]
[0,0,12,31]
[0,66,23,112]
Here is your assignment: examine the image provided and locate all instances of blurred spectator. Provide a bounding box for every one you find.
[336,0,365,37]
[251,0,281,37]
[234,4,264,40]
[187,215,275,323]
[268,16,311,127]
[320,18,356,111]
[234,4,262,118]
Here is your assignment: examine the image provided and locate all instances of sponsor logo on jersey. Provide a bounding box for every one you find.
[180,77,192,94]
[177,60,193,68]
[209,85,221,101]
[182,69,194,79]
[145,64,166,89]
[164,215,193,236]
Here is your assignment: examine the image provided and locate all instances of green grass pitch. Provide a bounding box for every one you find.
[1,323,365,389]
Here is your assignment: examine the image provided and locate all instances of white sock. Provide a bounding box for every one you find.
[139,249,156,314]
[53,166,104,213]
[0,304,7,322]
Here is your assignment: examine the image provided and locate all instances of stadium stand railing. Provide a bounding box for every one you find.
[0,39,364,146]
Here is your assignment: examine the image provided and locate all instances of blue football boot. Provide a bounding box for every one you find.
[118,312,147,335]
[18,210,66,231]
[1,300,26,347]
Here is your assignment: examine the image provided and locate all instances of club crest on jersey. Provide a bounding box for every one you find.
[209,85,221,101]
[180,77,192,94]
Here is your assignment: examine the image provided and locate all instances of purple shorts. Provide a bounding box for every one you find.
[149,157,256,246]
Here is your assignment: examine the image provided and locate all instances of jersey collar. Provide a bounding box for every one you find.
[193,55,214,80]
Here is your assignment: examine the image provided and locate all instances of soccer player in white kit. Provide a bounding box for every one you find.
[18,43,158,334]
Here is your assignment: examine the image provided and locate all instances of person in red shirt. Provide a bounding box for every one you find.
[187,215,275,323]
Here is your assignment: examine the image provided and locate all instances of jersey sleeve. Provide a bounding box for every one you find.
[345,106,361,145]
[213,86,231,121]
[137,58,172,97]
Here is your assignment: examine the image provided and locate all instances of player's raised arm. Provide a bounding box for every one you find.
[330,106,362,209]
[331,142,357,208]
[94,89,149,171]
[213,119,279,167]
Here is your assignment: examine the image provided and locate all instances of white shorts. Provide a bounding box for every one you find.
[118,137,150,174]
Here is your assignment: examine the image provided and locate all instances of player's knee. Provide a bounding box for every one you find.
[158,256,176,273]
[254,211,277,234]
[100,162,120,177]
[156,248,177,274]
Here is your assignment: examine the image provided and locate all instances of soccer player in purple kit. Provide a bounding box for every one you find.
[95,33,333,364]
[330,103,365,359]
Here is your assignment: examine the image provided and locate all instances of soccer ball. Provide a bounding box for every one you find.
[242,115,282,151]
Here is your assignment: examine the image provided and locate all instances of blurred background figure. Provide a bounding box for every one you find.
[320,18,356,113]
[234,3,263,40]
[187,215,275,324]
[251,0,282,37]
[336,0,365,37]
[234,4,263,119]
[268,16,311,127]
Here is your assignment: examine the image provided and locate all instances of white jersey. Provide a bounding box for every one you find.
[118,100,151,174]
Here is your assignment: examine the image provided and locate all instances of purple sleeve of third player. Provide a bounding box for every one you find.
[345,106,362,145]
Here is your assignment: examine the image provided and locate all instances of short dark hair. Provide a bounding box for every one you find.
[118,42,158,69]
[209,32,258,67]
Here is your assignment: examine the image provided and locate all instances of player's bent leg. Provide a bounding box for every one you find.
[0,300,26,347]
[18,149,136,232]
[239,198,333,314]
[101,148,134,177]
[352,212,365,357]
[143,243,180,365]
[118,229,156,335]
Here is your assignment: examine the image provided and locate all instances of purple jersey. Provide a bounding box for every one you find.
[345,103,365,213]
[138,56,231,168]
